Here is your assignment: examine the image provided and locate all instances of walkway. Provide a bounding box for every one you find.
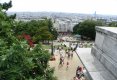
[49,49,83,80]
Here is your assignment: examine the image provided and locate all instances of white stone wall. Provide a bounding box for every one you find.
[92,26,117,78]
[102,35,117,62]
[95,32,105,50]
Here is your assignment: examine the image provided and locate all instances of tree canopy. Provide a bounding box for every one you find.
[14,19,58,43]
[108,21,117,27]
[73,20,104,40]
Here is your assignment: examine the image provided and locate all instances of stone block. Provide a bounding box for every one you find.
[100,53,117,78]
[91,46,102,61]
[102,35,117,62]
[89,71,116,80]
[95,32,104,50]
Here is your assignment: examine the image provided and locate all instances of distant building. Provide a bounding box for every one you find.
[53,19,78,34]
[7,12,117,34]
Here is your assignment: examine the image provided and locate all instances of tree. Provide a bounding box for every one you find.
[0,0,15,47]
[0,1,56,80]
[73,23,81,34]
[14,19,58,43]
[47,19,58,40]
[73,20,104,40]
[0,40,56,80]
[108,22,117,27]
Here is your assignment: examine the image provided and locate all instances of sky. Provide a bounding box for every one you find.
[1,0,117,15]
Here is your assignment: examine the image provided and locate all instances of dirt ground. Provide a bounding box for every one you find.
[49,49,83,80]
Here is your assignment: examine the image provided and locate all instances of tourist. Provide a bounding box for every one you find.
[76,66,80,72]
[66,61,69,69]
[71,51,73,58]
[57,46,59,50]
[76,66,82,72]
[76,66,83,78]
[68,51,70,59]
[59,57,62,65]
[62,56,64,65]
[65,50,68,57]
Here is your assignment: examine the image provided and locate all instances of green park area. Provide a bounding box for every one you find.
[42,44,51,49]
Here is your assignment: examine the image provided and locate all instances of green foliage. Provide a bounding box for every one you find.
[0,41,56,80]
[0,39,8,56]
[14,19,58,43]
[73,20,104,40]
[0,2,16,47]
[73,23,80,34]
[2,1,12,11]
[0,1,56,80]
[50,28,58,40]
[108,22,117,27]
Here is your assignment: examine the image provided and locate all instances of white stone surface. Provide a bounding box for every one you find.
[95,32,104,50]
[89,71,116,80]
[92,46,117,78]
[91,47,102,60]
[102,35,117,62]
[91,27,117,79]
[98,27,117,34]
[96,26,117,39]
[76,48,116,80]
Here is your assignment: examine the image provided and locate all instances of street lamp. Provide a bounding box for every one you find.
[51,40,54,56]
[50,28,56,61]
[73,41,79,51]
[51,28,54,56]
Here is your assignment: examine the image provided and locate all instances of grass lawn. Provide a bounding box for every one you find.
[42,45,51,49]
[42,44,69,50]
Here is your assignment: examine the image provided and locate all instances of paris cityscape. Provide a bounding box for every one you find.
[8,12,117,32]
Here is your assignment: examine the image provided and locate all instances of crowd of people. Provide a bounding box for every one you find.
[54,37,87,80]
[57,46,74,69]
[56,44,86,80]
[73,66,86,80]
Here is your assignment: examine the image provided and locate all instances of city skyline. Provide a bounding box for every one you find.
[1,0,117,15]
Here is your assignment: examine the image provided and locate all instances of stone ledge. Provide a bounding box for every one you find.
[76,48,117,80]
[96,26,117,39]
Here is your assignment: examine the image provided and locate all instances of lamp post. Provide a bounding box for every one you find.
[51,28,54,56]
[51,40,54,56]
[50,28,56,61]
[73,41,79,51]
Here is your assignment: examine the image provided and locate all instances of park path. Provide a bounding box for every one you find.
[49,48,83,80]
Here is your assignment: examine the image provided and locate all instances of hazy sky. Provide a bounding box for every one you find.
[1,0,117,15]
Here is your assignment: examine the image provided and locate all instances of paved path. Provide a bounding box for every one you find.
[49,49,83,80]
[49,36,90,80]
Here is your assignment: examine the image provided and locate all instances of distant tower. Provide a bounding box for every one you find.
[94,11,97,19]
